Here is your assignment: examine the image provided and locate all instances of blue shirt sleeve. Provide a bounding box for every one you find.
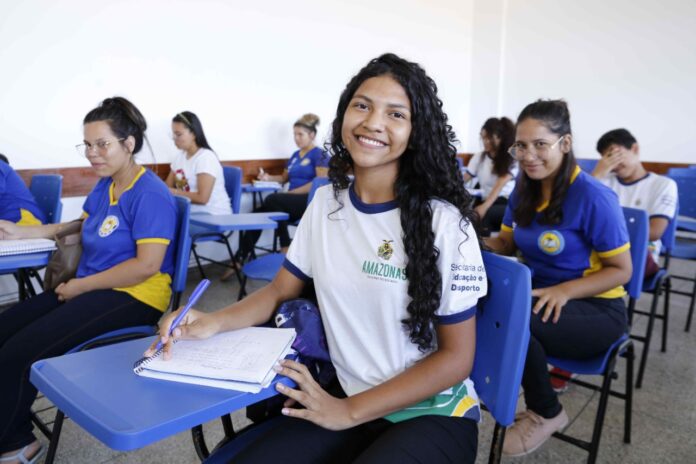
[584,185,630,257]
[128,190,176,243]
[501,190,516,230]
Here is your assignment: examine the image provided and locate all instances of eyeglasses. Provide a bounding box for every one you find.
[75,138,125,158]
[507,135,565,160]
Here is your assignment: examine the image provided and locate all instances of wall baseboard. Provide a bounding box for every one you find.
[16,155,690,197]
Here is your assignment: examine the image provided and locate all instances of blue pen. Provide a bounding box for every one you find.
[153,279,211,352]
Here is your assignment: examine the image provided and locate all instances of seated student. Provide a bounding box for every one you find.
[0,97,177,464]
[0,153,46,225]
[463,117,517,236]
[485,100,632,457]
[149,54,486,464]
[229,114,328,264]
[592,128,677,277]
[166,111,232,215]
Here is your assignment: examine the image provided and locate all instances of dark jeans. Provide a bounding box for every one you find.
[0,290,161,453]
[232,415,478,464]
[236,377,477,463]
[522,296,627,418]
[473,196,508,237]
[239,192,308,259]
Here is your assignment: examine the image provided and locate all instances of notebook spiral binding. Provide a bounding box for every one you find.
[133,340,179,374]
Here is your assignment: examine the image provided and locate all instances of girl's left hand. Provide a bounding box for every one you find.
[55,278,87,302]
[274,359,355,431]
[474,203,490,219]
[531,285,570,323]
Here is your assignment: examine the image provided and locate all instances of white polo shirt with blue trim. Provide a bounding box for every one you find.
[284,183,486,422]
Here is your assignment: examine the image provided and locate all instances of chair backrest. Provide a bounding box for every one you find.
[472,252,531,426]
[307,176,330,204]
[667,167,696,220]
[576,158,598,173]
[622,207,649,300]
[223,166,243,214]
[29,174,63,224]
[171,196,192,308]
[659,203,679,256]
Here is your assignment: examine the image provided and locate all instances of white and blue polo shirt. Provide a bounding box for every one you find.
[285,183,486,422]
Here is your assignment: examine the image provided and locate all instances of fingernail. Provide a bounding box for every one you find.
[273,364,282,373]
[276,383,285,391]
[281,408,289,415]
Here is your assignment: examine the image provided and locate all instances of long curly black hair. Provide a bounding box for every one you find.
[327,53,477,352]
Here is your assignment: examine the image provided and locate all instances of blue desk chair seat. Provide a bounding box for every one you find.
[238,177,329,300]
[190,166,243,280]
[548,207,646,464]
[36,196,193,464]
[203,252,532,464]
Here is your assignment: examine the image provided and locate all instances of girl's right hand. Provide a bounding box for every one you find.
[144,308,220,360]
[0,220,24,240]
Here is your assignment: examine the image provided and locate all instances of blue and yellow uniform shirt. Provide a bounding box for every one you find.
[0,162,46,225]
[287,147,328,190]
[78,167,177,311]
[502,166,630,299]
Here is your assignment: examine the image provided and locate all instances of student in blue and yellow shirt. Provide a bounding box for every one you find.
[228,113,328,276]
[486,100,632,458]
[0,155,46,225]
[0,97,177,464]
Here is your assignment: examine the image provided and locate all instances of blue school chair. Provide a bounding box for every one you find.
[666,168,696,330]
[29,174,63,224]
[36,196,193,464]
[190,166,243,279]
[237,177,330,299]
[548,207,647,464]
[7,174,64,298]
[576,158,598,173]
[200,251,532,464]
[631,207,677,388]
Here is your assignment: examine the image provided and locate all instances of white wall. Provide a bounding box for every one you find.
[466,0,696,163]
[0,0,474,170]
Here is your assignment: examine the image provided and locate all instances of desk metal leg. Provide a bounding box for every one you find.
[45,410,65,464]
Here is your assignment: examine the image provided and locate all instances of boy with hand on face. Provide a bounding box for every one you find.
[592,128,678,277]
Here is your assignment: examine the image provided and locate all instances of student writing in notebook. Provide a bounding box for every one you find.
[150,54,486,463]
[222,113,328,281]
[0,153,46,225]
[485,100,632,457]
[165,111,232,215]
[462,117,517,236]
[0,97,177,464]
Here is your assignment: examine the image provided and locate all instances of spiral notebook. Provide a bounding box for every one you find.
[133,326,296,393]
[0,238,56,257]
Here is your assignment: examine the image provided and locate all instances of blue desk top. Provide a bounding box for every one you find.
[189,213,287,233]
[242,184,281,193]
[0,251,51,272]
[30,336,292,451]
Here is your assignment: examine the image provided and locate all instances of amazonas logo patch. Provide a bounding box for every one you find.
[538,230,564,255]
[99,215,120,237]
[377,240,394,261]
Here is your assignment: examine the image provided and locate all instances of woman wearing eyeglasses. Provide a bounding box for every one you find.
[165,111,231,215]
[0,97,177,464]
[485,99,632,457]
[462,117,517,236]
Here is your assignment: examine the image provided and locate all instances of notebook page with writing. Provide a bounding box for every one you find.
[0,238,56,256]
[134,327,296,391]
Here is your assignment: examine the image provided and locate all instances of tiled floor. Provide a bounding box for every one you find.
[20,254,696,463]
